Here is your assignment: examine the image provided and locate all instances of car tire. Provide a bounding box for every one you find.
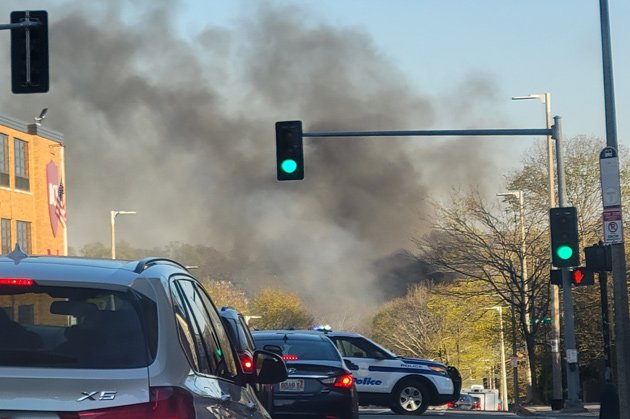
[391,378,430,415]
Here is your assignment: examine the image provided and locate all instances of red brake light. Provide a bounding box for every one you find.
[0,278,34,286]
[59,387,194,419]
[239,352,254,374]
[334,373,354,389]
[281,354,299,361]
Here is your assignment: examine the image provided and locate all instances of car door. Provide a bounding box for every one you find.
[172,278,267,418]
[329,336,395,394]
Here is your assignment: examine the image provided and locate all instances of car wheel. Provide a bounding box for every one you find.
[391,378,430,415]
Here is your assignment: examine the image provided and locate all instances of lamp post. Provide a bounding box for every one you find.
[488,306,509,412]
[497,190,527,321]
[512,93,563,409]
[497,190,526,408]
[110,210,137,259]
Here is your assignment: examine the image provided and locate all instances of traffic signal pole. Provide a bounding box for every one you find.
[553,117,582,410]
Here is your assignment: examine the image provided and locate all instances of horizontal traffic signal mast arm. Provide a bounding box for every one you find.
[302,128,554,138]
[0,20,42,30]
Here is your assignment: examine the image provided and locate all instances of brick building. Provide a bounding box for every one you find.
[0,113,66,256]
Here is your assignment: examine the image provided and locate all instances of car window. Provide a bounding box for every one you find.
[0,284,156,369]
[237,314,255,351]
[173,279,237,378]
[192,283,238,377]
[171,281,201,371]
[330,336,390,359]
[254,336,341,361]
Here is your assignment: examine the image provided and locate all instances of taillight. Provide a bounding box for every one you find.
[59,387,194,419]
[334,373,354,388]
[239,352,254,374]
[0,278,34,286]
[281,354,299,361]
[322,373,354,389]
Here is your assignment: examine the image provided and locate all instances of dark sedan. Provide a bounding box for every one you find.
[253,330,359,419]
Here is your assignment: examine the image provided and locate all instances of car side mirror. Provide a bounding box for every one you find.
[344,359,359,371]
[253,349,288,384]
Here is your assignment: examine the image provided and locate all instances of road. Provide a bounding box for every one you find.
[359,406,600,418]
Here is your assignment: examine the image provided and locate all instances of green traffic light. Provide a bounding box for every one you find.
[556,245,573,260]
[281,159,298,174]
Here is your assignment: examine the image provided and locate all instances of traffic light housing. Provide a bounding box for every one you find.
[584,243,612,271]
[275,121,304,181]
[11,10,49,94]
[549,207,580,268]
[550,268,595,286]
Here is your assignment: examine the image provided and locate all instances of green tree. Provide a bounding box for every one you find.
[252,288,314,330]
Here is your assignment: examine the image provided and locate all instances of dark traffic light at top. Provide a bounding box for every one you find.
[275,121,304,181]
[10,10,49,94]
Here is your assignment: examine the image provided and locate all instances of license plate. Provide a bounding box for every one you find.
[279,379,305,392]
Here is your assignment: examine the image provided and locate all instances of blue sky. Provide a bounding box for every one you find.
[181,0,629,146]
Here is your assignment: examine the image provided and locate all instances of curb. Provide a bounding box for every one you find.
[514,405,541,416]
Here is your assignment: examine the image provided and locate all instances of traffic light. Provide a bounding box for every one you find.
[11,10,49,94]
[549,207,580,268]
[550,268,595,286]
[275,121,304,181]
[584,243,612,271]
[571,267,594,286]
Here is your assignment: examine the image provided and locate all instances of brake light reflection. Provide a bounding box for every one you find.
[0,278,34,286]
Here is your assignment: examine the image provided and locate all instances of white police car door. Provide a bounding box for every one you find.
[331,336,396,394]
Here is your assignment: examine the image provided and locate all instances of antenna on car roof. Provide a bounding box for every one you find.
[8,244,28,263]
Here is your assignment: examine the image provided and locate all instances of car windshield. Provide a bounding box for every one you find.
[0,284,157,369]
[254,335,341,361]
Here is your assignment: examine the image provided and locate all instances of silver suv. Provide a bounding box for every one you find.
[0,247,287,418]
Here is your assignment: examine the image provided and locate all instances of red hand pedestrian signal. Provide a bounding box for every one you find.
[573,270,584,284]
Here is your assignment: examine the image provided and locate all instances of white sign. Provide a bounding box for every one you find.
[603,208,624,244]
[600,147,622,208]
[566,349,578,364]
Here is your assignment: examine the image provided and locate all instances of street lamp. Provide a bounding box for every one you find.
[497,190,526,408]
[487,306,509,412]
[512,93,563,409]
[110,210,137,259]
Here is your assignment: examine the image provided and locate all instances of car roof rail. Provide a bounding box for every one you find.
[131,257,189,273]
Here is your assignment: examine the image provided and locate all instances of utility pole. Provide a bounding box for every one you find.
[599,1,630,417]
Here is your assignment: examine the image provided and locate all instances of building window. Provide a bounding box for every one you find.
[18,304,34,325]
[1,219,10,254]
[14,138,29,191]
[0,134,8,187]
[16,220,31,254]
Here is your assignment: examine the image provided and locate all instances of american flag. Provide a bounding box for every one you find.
[55,179,66,227]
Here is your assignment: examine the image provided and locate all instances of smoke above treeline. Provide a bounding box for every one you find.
[0,1,505,324]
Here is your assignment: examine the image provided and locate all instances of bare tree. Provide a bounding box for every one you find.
[415,189,550,401]
[371,283,444,359]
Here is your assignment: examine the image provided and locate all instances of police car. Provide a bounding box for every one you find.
[315,327,461,415]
